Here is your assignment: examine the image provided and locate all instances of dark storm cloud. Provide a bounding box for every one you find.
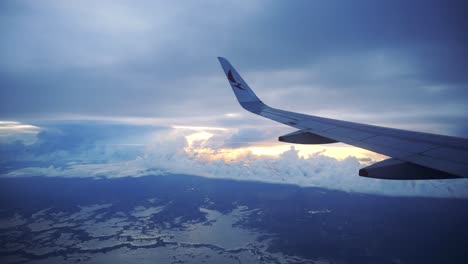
[0,0,467,136]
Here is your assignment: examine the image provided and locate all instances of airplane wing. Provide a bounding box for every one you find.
[218,57,468,180]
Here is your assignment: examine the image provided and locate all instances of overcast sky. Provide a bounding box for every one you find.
[1,0,467,134]
[1,0,468,197]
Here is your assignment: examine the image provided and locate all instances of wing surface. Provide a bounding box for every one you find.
[218,57,468,179]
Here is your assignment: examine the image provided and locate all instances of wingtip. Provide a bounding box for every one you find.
[217,56,228,63]
[217,57,232,71]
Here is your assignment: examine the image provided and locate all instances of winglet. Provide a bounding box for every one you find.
[218,57,267,113]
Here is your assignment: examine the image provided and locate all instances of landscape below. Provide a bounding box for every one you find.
[1,174,467,264]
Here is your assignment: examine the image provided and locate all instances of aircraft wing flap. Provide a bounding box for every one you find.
[314,130,416,158]
[298,120,338,131]
[260,110,300,125]
[362,136,437,153]
[325,127,376,141]
[421,147,468,164]
[405,154,468,177]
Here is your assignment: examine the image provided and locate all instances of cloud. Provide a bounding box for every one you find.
[2,121,468,198]
[236,0,468,78]
[1,2,467,198]
[219,128,276,148]
[0,121,166,164]
[0,0,467,138]
[0,121,40,144]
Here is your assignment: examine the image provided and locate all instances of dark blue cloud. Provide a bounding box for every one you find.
[232,1,468,76]
[0,122,164,167]
[31,122,151,153]
[0,0,466,138]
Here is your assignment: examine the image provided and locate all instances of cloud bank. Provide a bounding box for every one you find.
[2,121,467,198]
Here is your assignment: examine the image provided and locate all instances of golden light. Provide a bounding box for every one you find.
[176,126,386,164]
[185,131,214,146]
[171,125,227,131]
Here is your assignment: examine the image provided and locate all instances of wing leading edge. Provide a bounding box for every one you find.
[218,57,468,180]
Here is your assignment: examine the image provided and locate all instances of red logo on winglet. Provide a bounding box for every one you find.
[227,70,245,90]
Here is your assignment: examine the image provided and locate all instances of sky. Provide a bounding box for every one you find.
[1,0,468,197]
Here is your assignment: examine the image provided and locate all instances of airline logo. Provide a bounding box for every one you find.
[227,70,245,90]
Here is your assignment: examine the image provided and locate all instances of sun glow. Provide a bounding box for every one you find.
[0,121,41,134]
[185,131,214,146]
[178,127,386,164]
[172,125,227,131]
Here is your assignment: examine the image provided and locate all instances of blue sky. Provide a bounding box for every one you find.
[1,0,468,197]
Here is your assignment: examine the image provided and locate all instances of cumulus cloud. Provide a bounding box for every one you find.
[3,121,468,198]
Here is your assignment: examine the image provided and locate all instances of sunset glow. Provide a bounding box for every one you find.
[180,127,386,164]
